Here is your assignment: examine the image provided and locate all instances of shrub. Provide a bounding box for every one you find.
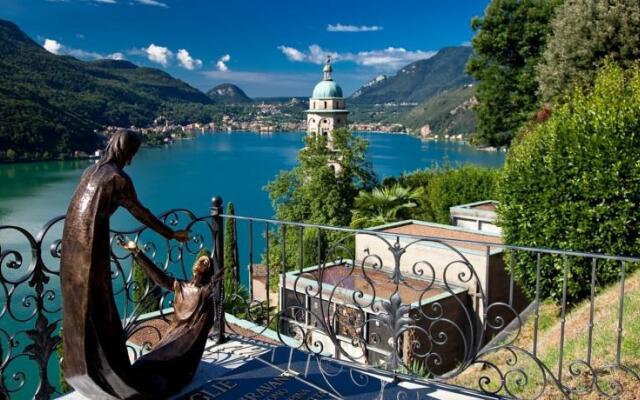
[498,62,640,302]
[375,165,499,225]
[427,165,498,224]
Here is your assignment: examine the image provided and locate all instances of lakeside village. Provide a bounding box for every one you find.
[91,104,469,157]
[89,101,472,159]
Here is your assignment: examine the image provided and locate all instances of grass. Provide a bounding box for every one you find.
[450,268,640,399]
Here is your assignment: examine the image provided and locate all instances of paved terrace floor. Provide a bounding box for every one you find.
[61,334,497,399]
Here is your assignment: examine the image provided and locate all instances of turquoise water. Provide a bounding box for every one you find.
[0,132,504,230]
[0,131,505,286]
[0,131,506,287]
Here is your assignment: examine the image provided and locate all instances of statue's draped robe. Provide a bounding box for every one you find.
[61,162,173,399]
[130,260,214,394]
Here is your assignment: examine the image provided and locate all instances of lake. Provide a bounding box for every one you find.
[0,131,504,231]
[0,131,505,289]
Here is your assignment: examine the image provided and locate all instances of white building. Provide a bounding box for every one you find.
[449,200,501,234]
[306,56,349,148]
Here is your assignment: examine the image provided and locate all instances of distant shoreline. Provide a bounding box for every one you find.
[0,130,495,165]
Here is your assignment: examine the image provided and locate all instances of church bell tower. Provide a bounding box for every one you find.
[306,56,349,148]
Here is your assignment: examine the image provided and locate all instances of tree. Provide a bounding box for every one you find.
[539,0,640,101]
[132,258,161,315]
[466,0,562,147]
[56,330,72,394]
[264,129,376,275]
[498,62,640,303]
[351,184,425,228]
[223,202,239,293]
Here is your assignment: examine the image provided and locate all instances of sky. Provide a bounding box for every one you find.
[0,0,489,97]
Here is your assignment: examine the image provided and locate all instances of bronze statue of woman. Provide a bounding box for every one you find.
[118,239,222,395]
[60,129,188,399]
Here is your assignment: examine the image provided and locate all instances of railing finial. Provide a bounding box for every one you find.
[211,196,223,216]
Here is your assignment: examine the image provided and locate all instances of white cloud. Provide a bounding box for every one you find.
[177,49,202,70]
[43,38,126,61]
[144,44,173,66]
[107,52,126,60]
[277,46,305,62]
[66,48,105,59]
[134,0,168,7]
[327,23,382,32]
[278,44,436,71]
[48,0,170,6]
[43,39,62,54]
[216,54,231,72]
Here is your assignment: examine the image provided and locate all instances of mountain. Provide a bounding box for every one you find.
[0,19,213,161]
[206,83,252,104]
[349,46,474,105]
[400,85,477,136]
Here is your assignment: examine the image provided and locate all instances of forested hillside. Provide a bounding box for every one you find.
[0,19,213,161]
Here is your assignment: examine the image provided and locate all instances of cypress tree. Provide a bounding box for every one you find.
[223,202,239,293]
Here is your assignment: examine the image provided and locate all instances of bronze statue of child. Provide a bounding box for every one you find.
[118,238,223,396]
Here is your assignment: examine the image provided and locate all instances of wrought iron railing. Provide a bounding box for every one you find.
[220,213,640,399]
[1,199,639,399]
[0,202,223,400]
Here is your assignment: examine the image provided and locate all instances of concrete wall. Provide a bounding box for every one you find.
[452,217,501,234]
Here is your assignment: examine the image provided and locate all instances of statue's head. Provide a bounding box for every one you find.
[192,256,212,286]
[99,129,141,168]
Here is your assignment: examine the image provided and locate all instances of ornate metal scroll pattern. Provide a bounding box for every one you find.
[0,209,217,399]
[0,217,63,400]
[230,216,640,400]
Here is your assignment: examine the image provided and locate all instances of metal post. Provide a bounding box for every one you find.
[211,196,226,344]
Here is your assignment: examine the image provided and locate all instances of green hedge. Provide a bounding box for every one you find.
[497,63,640,302]
[382,165,498,225]
[427,165,498,224]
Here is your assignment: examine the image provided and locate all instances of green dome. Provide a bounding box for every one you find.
[312,80,343,98]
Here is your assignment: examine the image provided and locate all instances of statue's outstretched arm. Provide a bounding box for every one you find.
[130,246,176,291]
[118,174,175,240]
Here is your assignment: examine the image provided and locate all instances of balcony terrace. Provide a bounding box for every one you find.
[0,198,638,399]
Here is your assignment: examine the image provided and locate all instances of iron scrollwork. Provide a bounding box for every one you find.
[0,209,217,399]
[223,217,640,400]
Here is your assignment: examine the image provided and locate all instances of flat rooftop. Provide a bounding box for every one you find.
[452,200,498,212]
[286,262,466,306]
[374,220,502,252]
[468,202,497,211]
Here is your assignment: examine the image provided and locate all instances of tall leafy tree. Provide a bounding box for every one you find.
[466,0,562,147]
[351,184,425,228]
[539,0,640,101]
[266,128,376,227]
[264,129,376,274]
